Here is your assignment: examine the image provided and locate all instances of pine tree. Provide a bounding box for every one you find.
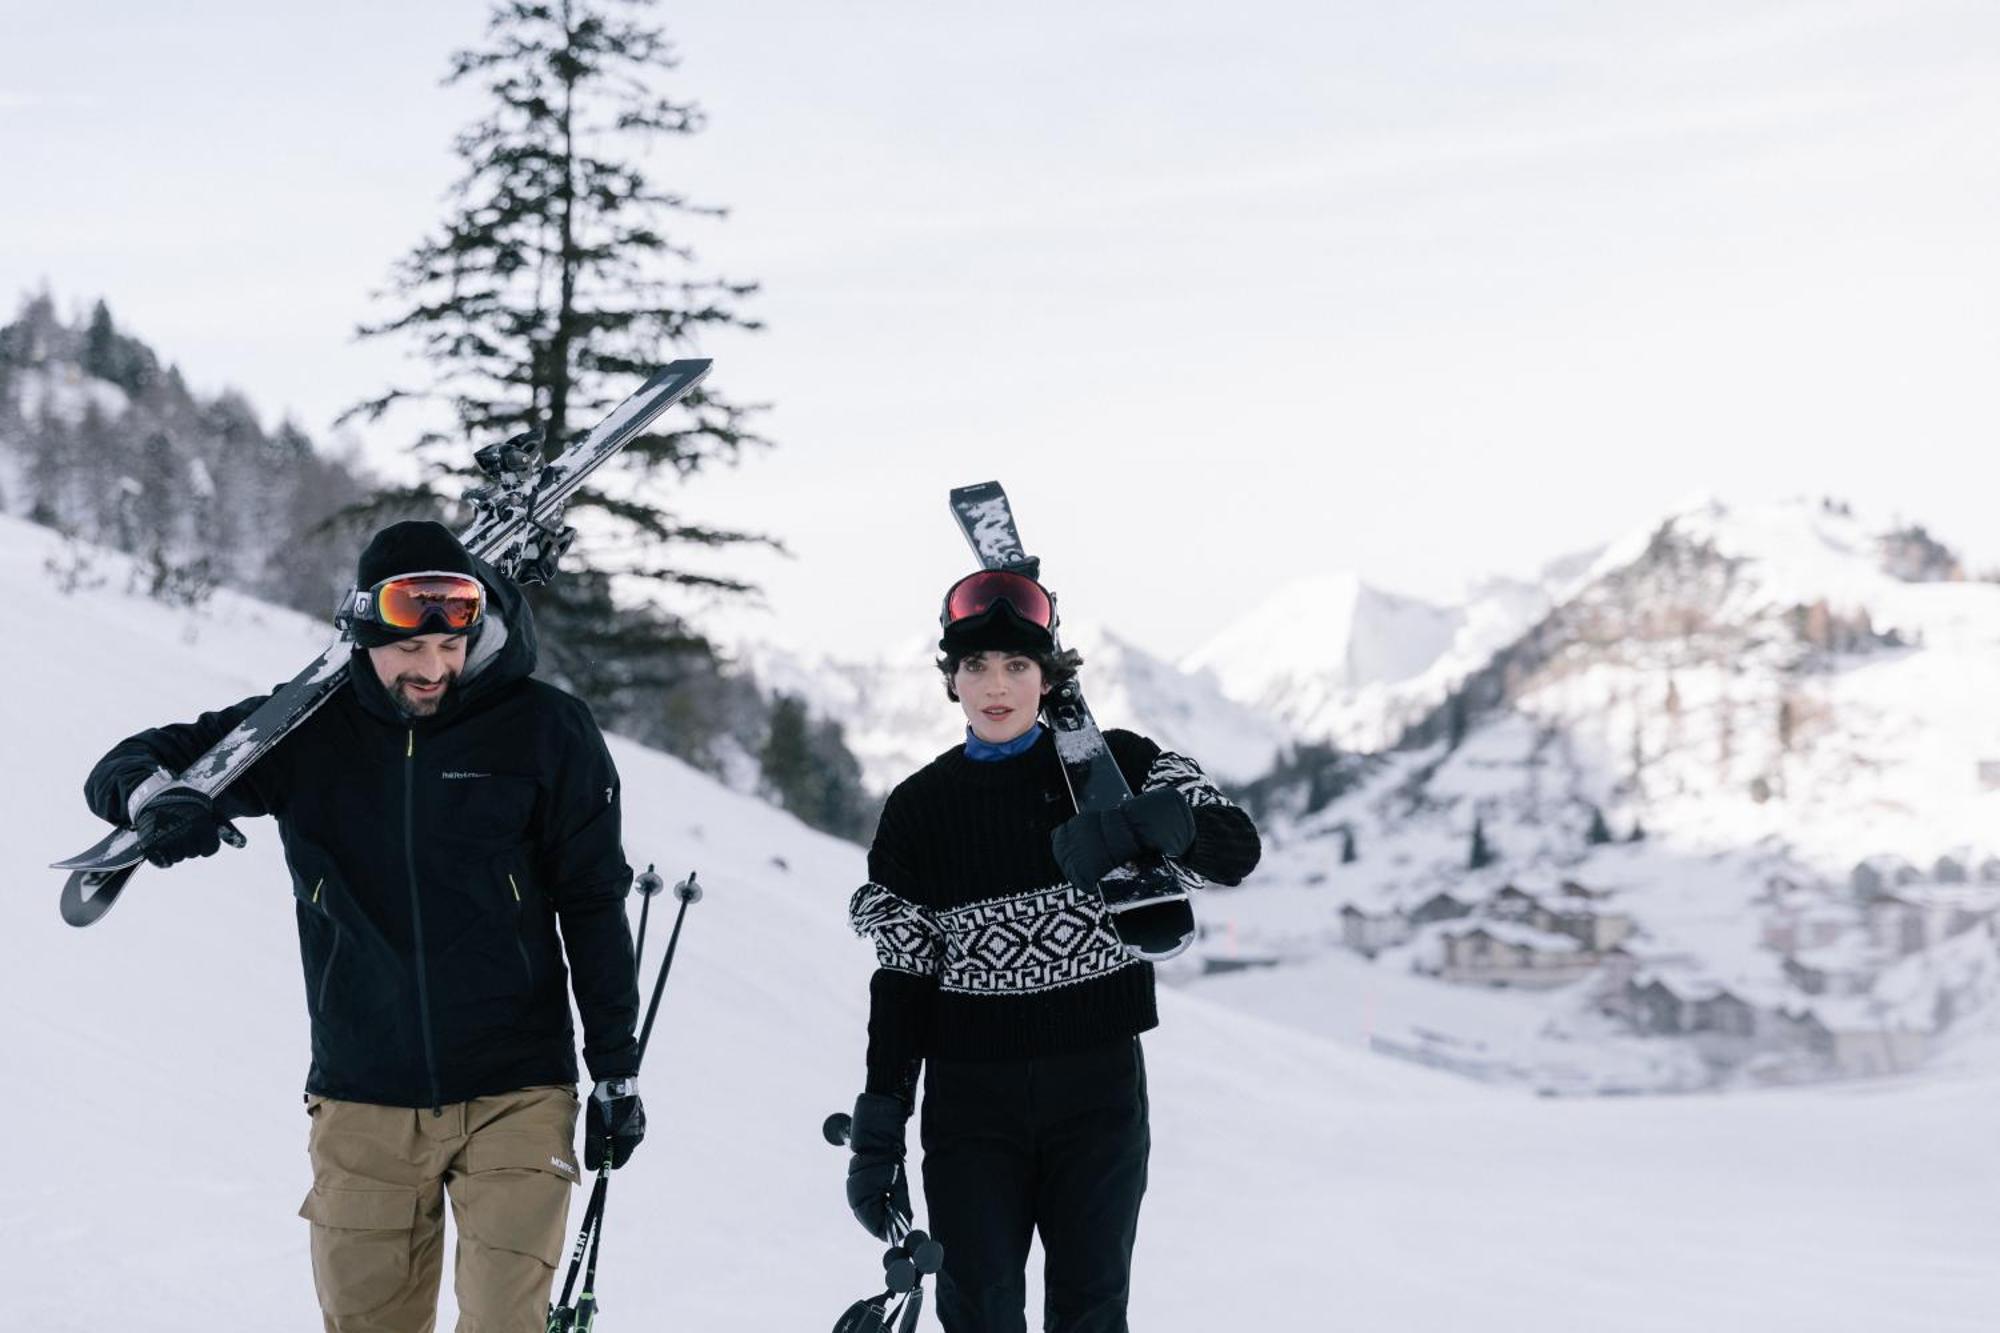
[1586,805,1613,846]
[759,694,872,840]
[1468,816,1495,870]
[341,0,775,728]
[1340,827,1358,864]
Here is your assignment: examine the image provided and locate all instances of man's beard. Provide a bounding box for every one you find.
[391,672,458,718]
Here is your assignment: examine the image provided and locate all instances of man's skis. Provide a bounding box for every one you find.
[52,359,713,927]
[946,481,1197,962]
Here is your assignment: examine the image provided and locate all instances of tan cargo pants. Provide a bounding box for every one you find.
[298,1085,581,1333]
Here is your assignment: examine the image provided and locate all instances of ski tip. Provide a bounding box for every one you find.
[948,480,1004,504]
[59,864,139,927]
[653,358,713,386]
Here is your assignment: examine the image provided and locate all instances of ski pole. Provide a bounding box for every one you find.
[637,871,701,1062]
[632,864,665,969]
[823,1112,943,1333]
[549,869,703,1331]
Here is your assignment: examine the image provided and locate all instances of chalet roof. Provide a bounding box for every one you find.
[1788,935,1875,972]
[1884,885,2000,913]
[1444,921,1583,954]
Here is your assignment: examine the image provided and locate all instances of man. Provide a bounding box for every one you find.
[83,520,648,1332]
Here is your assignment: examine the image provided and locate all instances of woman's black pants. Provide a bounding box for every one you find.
[919,1037,1150,1333]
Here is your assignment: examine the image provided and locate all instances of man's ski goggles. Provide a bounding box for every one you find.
[341,571,486,634]
[939,569,1056,631]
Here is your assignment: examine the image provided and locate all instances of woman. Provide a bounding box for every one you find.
[843,567,1262,1333]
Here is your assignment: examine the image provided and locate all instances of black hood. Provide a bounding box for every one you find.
[349,552,539,727]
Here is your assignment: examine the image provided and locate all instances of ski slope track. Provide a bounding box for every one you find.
[0,515,1993,1330]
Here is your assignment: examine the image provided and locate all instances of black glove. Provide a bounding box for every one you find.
[1052,788,1195,890]
[845,1092,913,1242]
[134,786,224,868]
[586,1078,646,1170]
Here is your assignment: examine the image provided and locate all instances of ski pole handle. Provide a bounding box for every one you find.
[633,871,701,1070]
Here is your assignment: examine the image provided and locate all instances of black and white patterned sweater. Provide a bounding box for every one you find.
[849,727,1262,1094]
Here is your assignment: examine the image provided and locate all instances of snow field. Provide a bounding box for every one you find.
[3,514,1997,1330]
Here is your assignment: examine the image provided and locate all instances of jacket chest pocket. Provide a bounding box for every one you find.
[434,774,538,846]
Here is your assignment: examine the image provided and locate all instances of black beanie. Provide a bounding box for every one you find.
[351,521,483,647]
[938,603,1056,657]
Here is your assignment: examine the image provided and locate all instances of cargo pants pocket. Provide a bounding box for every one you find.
[450,1130,578,1329]
[298,1186,420,1318]
[453,1134,578,1268]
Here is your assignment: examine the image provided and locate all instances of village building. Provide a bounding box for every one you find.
[1848,855,1920,901]
[1761,906,1852,955]
[1438,922,1597,989]
[1780,1002,1929,1079]
[1338,904,1411,957]
[1545,906,1635,952]
[1409,891,1474,927]
[1782,944,1875,999]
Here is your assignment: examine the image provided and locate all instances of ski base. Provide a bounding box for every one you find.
[1106,899,1196,962]
[61,866,139,927]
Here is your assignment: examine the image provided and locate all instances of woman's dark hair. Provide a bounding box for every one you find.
[937,645,1084,702]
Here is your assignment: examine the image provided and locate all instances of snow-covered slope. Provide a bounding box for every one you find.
[1181,563,1578,751]
[4,512,1997,1330]
[1207,497,2000,1091]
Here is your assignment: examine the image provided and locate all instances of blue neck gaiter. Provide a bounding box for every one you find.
[965,723,1044,763]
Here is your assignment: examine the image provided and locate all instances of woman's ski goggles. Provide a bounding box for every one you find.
[939,569,1056,632]
[342,571,486,634]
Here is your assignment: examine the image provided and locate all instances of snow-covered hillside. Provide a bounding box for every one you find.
[1180,561,1585,752]
[1207,497,2000,1093]
[4,512,1998,1330]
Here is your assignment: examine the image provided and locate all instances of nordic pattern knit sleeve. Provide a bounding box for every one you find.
[1108,731,1263,888]
[850,789,942,1097]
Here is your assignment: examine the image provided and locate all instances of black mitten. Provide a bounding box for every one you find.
[1119,787,1196,858]
[844,1092,913,1241]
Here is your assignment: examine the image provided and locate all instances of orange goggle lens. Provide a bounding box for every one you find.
[374,574,485,632]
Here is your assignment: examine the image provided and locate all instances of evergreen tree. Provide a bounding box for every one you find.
[1586,805,1613,846]
[341,0,774,729]
[1468,816,1495,870]
[1340,827,1358,864]
[759,694,872,840]
[81,300,118,384]
[1627,818,1647,842]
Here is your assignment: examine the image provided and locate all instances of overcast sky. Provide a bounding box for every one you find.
[4,0,1997,662]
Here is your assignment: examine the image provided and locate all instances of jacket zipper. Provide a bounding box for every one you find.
[404,729,443,1114]
[507,872,533,985]
[309,878,338,1012]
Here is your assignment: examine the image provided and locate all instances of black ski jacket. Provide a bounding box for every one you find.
[84,563,639,1108]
